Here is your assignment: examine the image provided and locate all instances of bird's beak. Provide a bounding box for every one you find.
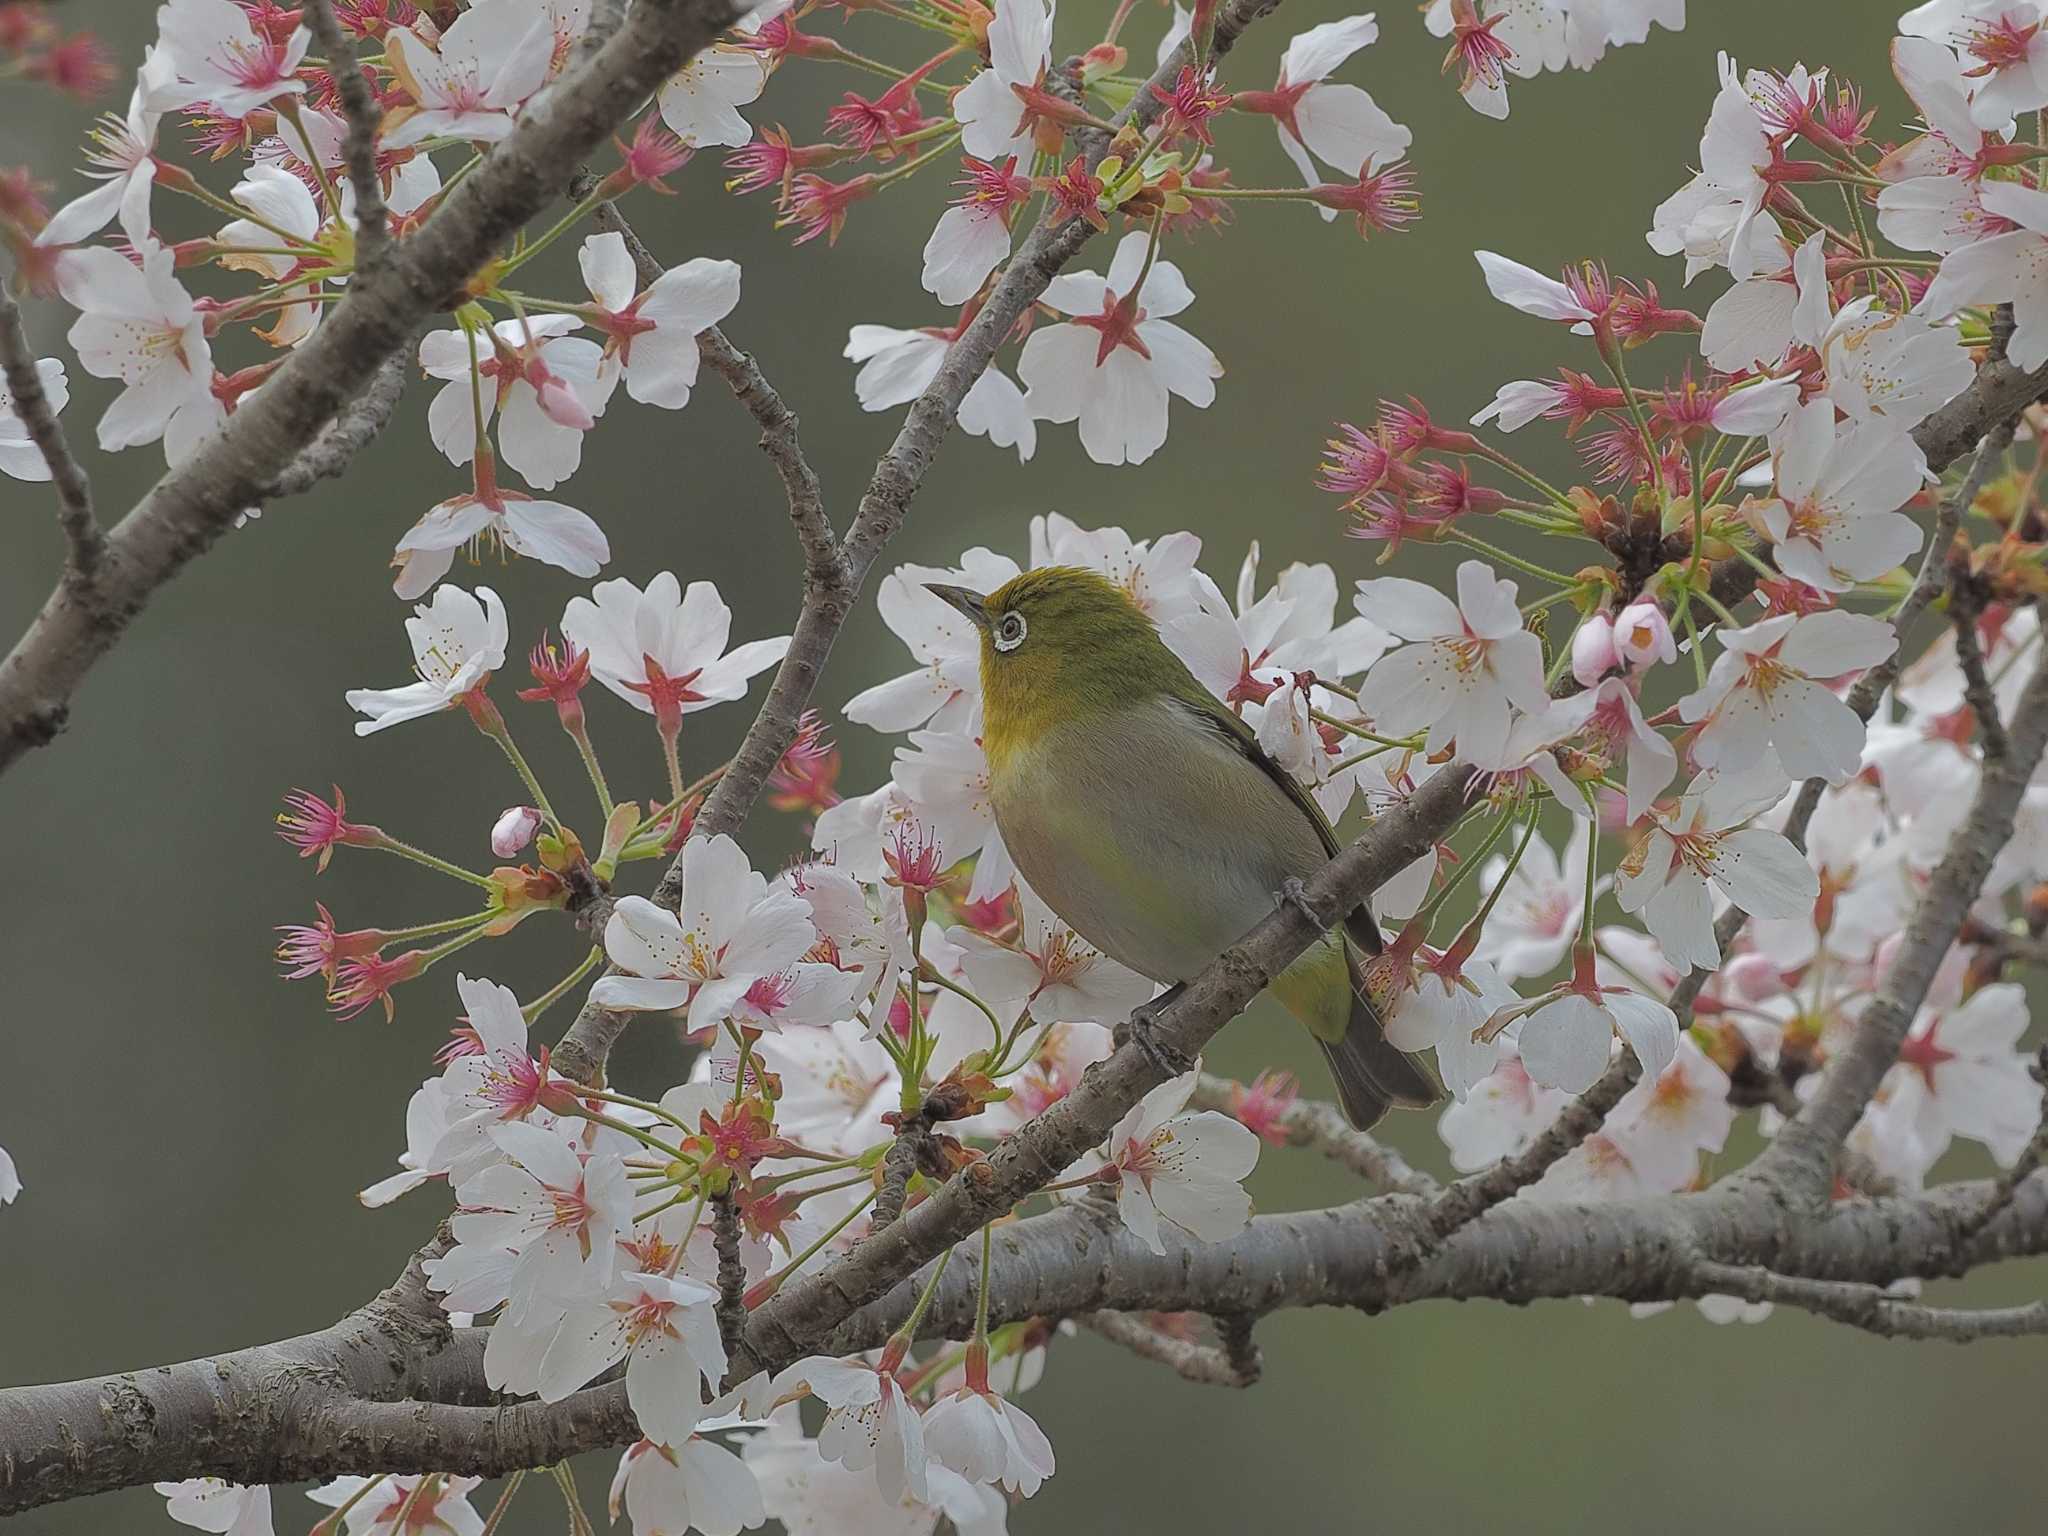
[924,584,990,631]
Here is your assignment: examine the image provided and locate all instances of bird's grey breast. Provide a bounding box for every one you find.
[989,696,1329,984]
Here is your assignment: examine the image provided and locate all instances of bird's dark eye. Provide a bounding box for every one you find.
[993,610,1027,653]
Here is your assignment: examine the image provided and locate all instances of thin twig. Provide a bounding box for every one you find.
[1949,578,2009,761]
[710,1191,749,1359]
[0,279,100,579]
[1189,1074,1439,1195]
[302,0,388,261]
[1078,1312,1259,1388]
[259,346,413,500]
[1949,1046,2048,1255]
[1690,1262,2048,1342]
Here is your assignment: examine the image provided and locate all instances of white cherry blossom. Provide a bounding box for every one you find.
[609,1435,766,1536]
[950,885,1155,1025]
[1917,177,2048,370]
[418,314,615,491]
[57,241,212,452]
[156,1479,275,1536]
[306,1475,485,1536]
[1256,16,1410,207]
[151,0,309,118]
[657,46,770,147]
[578,232,742,408]
[1680,609,1898,785]
[447,1120,631,1315]
[38,47,175,248]
[1354,560,1550,768]
[1017,231,1221,467]
[1747,401,1926,593]
[843,550,1023,733]
[844,323,1036,460]
[591,837,823,1029]
[952,0,1054,164]
[778,1355,931,1503]
[562,572,789,724]
[345,585,508,735]
[1615,768,1820,973]
[1102,1067,1260,1255]
[385,0,555,147]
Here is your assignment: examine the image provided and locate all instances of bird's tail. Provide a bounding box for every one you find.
[1317,985,1442,1131]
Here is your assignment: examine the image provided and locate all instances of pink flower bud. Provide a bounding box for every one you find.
[1613,600,1677,670]
[1571,613,1618,687]
[1613,602,1679,671]
[532,374,596,431]
[491,805,543,858]
[1720,951,1785,1003]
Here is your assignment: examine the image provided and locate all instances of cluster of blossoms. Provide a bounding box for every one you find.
[1,0,2031,1531]
[3,0,1698,519]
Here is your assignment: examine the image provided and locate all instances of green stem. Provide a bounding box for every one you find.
[1444,527,1578,586]
[1413,796,1520,929]
[524,946,603,1023]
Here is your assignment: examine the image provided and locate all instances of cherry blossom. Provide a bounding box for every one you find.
[392,459,610,598]
[1511,976,1679,1093]
[1017,230,1222,467]
[1876,36,2005,254]
[213,164,327,347]
[1648,53,1781,280]
[156,1479,275,1536]
[1917,177,2048,370]
[306,1475,486,1536]
[1473,820,1593,982]
[0,358,66,481]
[150,0,309,118]
[1887,982,2042,1166]
[1615,768,1820,973]
[1384,953,1516,1099]
[1900,0,2048,129]
[745,1406,1009,1536]
[1746,401,1926,594]
[37,46,174,248]
[843,551,1023,733]
[1700,230,1831,373]
[950,885,1155,1025]
[658,45,770,148]
[1424,0,1570,120]
[1473,249,1597,326]
[1237,15,1410,207]
[592,838,825,1030]
[844,322,1036,460]
[424,972,573,1183]
[446,1120,631,1315]
[1680,608,1898,785]
[923,1371,1055,1495]
[418,314,615,491]
[1437,1048,1570,1170]
[952,0,1054,165]
[1030,512,1210,623]
[888,731,1015,902]
[609,1435,766,1536]
[777,1355,931,1503]
[561,572,789,727]
[358,1076,457,1207]
[345,585,507,735]
[532,1270,726,1442]
[922,156,1032,305]
[1354,560,1550,768]
[578,232,743,408]
[385,0,555,147]
[1102,1067,1260,1255]
[56,241,211,452]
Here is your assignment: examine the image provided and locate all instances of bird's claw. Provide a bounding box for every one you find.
[1115,984,1193,1078]
[1277,877,1323,927]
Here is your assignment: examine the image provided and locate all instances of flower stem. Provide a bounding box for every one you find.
[523,946,603,1023]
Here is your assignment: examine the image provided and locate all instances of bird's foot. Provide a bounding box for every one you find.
[1115,983,1193,1078]
[1277,877,1324,928]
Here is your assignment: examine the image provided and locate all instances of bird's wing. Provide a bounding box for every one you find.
[1162,689,1385,956]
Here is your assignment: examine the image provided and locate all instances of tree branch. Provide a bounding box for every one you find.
[0,277,100,580]
[301,0,387,262]
[1761,638,2048,1197]
[1689,1262,2048,1342]
[1189,1073,1440,1195]
[1077,1312,1258,1388]
[0,0,744,774]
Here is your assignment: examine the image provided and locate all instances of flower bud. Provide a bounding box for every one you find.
[1570,613,1618,688]
[1613,600,1676,670]
[1720,951,1785,1004]
[491,805,543,858]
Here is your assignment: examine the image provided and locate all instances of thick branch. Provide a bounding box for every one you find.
[0,0,743,773]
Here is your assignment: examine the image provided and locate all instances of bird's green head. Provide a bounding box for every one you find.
[926,567,1180,761]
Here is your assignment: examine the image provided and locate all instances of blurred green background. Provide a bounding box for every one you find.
[5,2,2044,1533]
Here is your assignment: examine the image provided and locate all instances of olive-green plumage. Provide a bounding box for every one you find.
[928,566,1439,1129]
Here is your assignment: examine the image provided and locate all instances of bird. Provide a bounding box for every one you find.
[926,566,1440,1128]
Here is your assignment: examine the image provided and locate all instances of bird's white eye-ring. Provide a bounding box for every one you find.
[993,610,1027,652]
